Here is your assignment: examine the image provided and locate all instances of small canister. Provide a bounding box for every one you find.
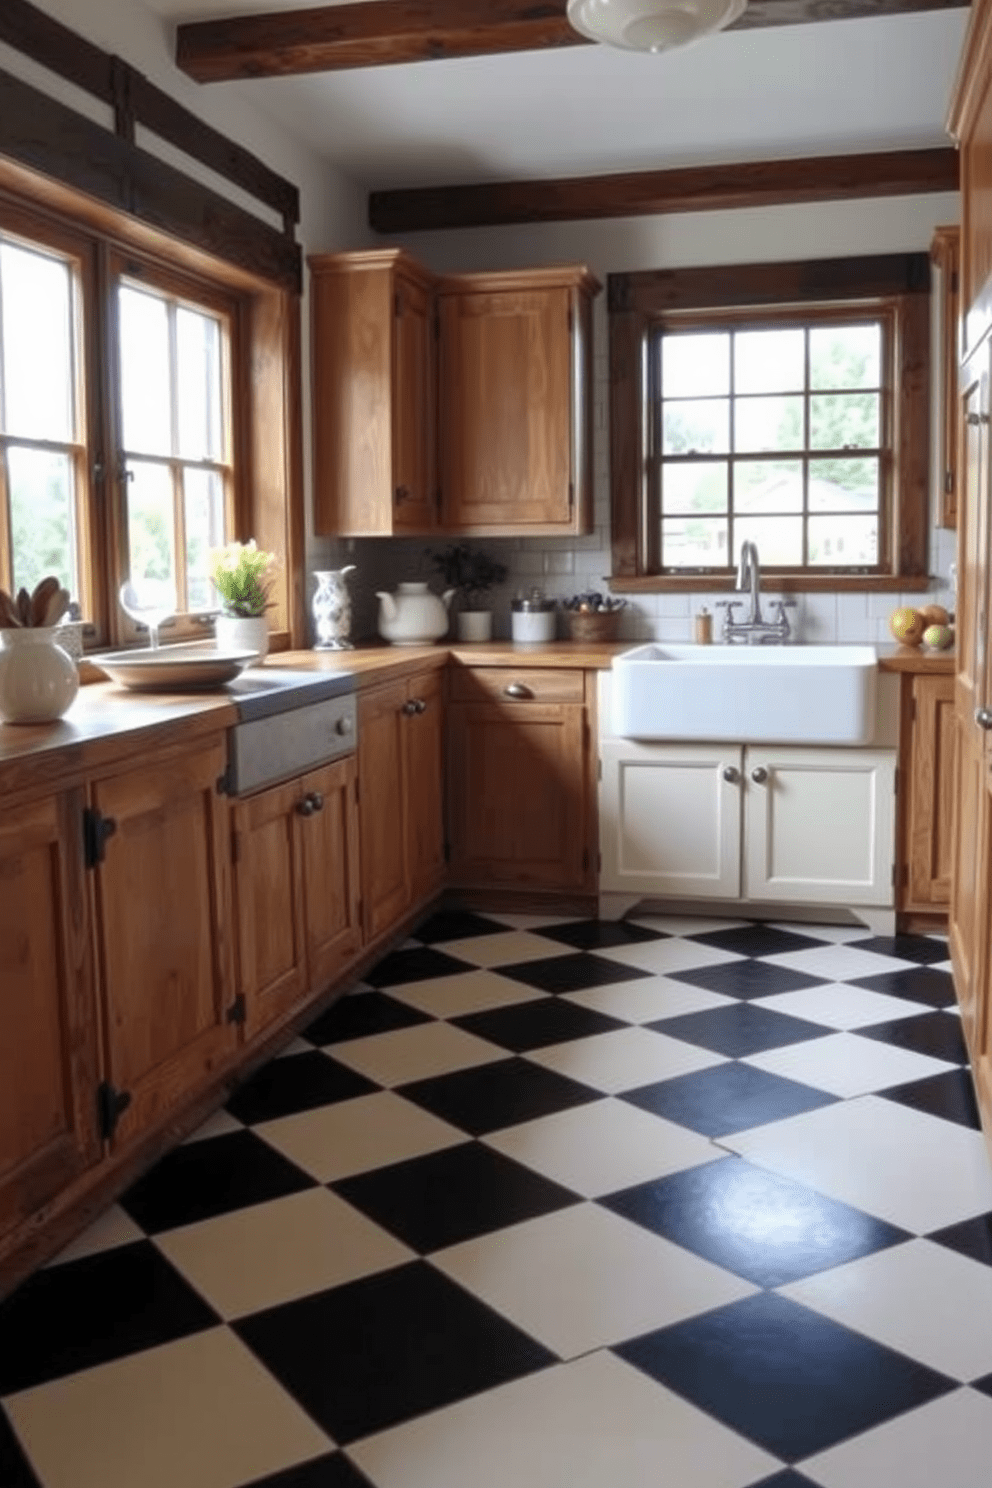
[512,592,557,643]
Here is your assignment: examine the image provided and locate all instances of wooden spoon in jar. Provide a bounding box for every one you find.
[0,588,22,628]
[30,576,61,627]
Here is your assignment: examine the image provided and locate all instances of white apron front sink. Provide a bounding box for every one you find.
[611,643,879,745]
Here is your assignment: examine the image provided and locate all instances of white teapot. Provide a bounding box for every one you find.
[376,582,454,646]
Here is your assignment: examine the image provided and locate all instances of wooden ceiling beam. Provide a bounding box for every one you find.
[368,146,960,233]
[176,0,966,83]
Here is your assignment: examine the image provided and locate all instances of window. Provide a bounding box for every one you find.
[0,178,298,649]
[116,268,234,623]
[0,229,89,605]
[609,254,931,590]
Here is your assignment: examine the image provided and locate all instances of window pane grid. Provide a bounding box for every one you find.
[119,278,231,620]
[0,234,84,600]
[656,320,884,574]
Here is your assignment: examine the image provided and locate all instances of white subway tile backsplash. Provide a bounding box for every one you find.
[543,551,575,575]
[835,592,869,643]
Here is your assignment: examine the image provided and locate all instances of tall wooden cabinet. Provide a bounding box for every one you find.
[309,249,600,538]
[948,0,992,1146]
[0,792,100,1243]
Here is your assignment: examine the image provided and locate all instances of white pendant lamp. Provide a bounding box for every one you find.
[567,0,747,53]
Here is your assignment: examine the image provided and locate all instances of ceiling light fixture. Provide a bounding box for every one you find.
[567,0,747,53]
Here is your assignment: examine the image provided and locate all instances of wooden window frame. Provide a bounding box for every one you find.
[0,162,304,650]
[609,252,932,593]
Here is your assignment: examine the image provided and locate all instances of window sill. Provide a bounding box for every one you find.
[607,574,933,595]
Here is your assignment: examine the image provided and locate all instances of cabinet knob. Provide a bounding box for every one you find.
[402,699,419,715]
[751,766,769,784]
[503,682,533,699]
[335,716,353,736]
[297,797,316,817]
[976,708,992,730]
[308,791,324,812]
[967,412,991,427]
[394,484,411,504]
[415,698,427,714]
[722,765,740,784]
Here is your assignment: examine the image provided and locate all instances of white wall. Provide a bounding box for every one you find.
[342,191,961,645]
[1,0,371,575]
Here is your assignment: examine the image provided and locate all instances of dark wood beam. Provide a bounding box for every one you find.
[177,0,584,82]
[0,65,301,292]
[369,146,959,234]
[0,0,299,227]
[176,0,966,82]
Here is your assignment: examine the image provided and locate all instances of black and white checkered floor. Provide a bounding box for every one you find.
[4,910,992,1488]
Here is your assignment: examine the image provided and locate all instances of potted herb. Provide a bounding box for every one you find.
[429,544,508,642]
[210,540,278,661]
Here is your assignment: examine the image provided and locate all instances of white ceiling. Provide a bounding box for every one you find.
[146,1,969,191]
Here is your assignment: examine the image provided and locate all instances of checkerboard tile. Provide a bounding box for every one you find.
[6,913,991,1488]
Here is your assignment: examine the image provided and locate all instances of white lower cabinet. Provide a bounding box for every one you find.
[600,739,896,909]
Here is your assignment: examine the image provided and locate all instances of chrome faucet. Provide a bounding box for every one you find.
[718,541,796,644]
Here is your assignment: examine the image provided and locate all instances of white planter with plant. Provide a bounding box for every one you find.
[430,544,508,644]
[210,541,277,662]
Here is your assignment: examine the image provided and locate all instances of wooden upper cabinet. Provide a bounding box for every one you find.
[0,790,100,1242]
[310,248,438,536]
[89,737,237,1149]
[948,1,990,355]
[438,267,600,535]
[309,250,600,537]
[931,226,961,529]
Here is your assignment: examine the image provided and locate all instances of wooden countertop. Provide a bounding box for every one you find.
[0,638,952,799]
[877,645,956,675]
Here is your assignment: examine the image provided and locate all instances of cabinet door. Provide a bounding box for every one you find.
[903,673,956,909]
[392,270,437,533]
[0,791,100,1241]
[951,358,992,1016]
[232,776,308,1040]
[359,678,411,941]
[91,739,237,1148]
[744,747,896,906]
[405,671,446,902]
[439,286,573,530]
[599,741,741,899]
[300,756,362,993]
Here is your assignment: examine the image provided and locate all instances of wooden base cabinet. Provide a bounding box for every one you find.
[88,738,237,1149]
[0,791,100,1243]
[898,672,956,915]
[359,669,445,943]
[448,667,594,892]
[231,755,362,1039]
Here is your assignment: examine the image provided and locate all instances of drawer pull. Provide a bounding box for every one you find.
[402,699,419,715]
[976,708,992,730]
[751,766,769,784]
[503,682,533,700]
[297,796,316,817]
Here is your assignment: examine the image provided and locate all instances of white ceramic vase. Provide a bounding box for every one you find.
[0,627,79,725]
[376,583,454,646]
[215,613,268,662]
[456,609,493,643]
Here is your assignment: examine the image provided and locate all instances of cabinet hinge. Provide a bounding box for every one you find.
[97,1080,132,1141]
[597,757,602,782]
[945,470,954,496]
[83,807,117,869]
[216,769,231,795]
[894,766,900,796]
[568,480,575,511]
[226,993,247,1026]
[951,270,960,295]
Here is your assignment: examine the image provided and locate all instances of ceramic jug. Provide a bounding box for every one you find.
[376,582,454,646]
[312,567,356,651]
[0,627,79,724]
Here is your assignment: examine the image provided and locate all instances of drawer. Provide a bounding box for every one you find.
[449,667,585,705]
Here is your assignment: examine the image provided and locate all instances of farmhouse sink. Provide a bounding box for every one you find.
[611,644,879,745]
